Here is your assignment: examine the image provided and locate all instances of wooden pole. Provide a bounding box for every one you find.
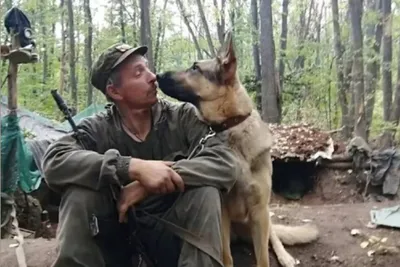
[7,29,20,115]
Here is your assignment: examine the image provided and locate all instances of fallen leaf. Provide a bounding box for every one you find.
[368,236,380,244]
[367,250,375,257]
[329,255,340,262]
[360,241,369,249]
[366,222,377,229]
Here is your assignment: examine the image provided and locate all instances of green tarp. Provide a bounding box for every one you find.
[1,114,41,194]
[60,103,106,130]
[1,103,107,194]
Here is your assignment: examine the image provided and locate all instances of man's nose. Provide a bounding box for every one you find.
[148,70,156,82]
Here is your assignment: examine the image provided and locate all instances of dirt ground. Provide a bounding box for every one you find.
[1,168,400,267]
[232,168,400,267]
[232,202,400,267]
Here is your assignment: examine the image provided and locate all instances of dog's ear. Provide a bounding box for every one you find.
[219,31,237,84]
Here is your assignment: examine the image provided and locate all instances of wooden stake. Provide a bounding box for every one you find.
[7,29,20,115]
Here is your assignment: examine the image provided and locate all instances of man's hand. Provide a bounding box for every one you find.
[128,158,185,194]
[117,181,148,223]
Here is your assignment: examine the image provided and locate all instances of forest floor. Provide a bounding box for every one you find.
[233,168,400,267]
[1,168,400,267]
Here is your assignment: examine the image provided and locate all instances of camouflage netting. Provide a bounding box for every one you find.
[269,123,334,162]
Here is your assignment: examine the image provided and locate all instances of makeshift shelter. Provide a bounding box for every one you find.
[268,123,335,199]
[1,96,107,194]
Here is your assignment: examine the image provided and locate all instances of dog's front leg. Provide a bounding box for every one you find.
[221,205,233,267]
[251,206,270,267]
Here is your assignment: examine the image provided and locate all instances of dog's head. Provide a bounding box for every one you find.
[157,31,253,124]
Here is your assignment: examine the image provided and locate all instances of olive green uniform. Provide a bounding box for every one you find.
[42,99,241,267]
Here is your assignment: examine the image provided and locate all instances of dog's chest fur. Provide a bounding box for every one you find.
[221,110,273,223]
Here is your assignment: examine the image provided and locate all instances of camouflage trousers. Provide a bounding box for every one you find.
[51,185,223,267]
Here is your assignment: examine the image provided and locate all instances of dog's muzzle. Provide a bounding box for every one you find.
[156,72,200,105]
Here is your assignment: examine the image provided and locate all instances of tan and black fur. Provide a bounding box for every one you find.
[156,32,318,267]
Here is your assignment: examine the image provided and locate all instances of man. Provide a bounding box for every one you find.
[42,43,241,267]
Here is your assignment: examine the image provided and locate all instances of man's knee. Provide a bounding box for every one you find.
[178,186,222,227]
[59,186,114,218]
[55,186,122,266]
[188,186,221,213]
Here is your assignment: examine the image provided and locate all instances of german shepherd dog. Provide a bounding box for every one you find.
[156,32,319,267]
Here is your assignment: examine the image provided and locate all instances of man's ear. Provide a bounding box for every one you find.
[105,83,123,101]
[219,31,237,84]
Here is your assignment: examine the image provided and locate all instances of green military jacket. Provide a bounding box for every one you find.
[42,97,240,197]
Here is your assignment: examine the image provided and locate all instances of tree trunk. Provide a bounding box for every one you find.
[40,0,48,90]
[364,0,383,139]
[214,0,226,45]
[140,0,154,72]
[332,0,351,138]
[66,0,78,110]
[295,0,314,70]
[251,0,261,110]
[195,0,216,57]
[278,0,289,94]
[260,0,281,123]
[132,0,139,45]
[176,0,203,59]
[390,36,400,126]
[349,0,367,140]
[59,0,68,95]
[382,0,392,122]
[315,2,324,66]
[83,0,93,106]
[118,0,127,43]
[154,0,169,72]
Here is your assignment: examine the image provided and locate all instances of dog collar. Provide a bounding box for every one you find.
[210,113,251,132]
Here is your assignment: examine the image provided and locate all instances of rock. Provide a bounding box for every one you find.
[367,250,375,257]
[351,229,361,236]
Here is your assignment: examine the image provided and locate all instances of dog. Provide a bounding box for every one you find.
[156,31,319,267]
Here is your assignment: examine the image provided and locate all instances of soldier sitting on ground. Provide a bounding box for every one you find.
[42,43,242,267]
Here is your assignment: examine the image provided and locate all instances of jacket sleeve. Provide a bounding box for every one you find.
[41,117,132,194]
[172,103,241,192]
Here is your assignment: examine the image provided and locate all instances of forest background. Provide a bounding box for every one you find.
[1,0,399,147]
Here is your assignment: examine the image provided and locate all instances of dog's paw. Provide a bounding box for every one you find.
[277,252,300,267]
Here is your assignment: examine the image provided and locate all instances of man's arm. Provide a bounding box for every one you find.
[172,138,241,192]
[173,103,242,192]
[42,118,131,193]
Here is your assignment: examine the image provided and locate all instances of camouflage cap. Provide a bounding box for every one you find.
[90,43,148,93]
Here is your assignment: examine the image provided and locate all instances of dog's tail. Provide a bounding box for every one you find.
[271,223,319,245]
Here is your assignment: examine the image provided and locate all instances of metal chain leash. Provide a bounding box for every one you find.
[187,127,216,160]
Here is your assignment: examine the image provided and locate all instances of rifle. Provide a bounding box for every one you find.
[50,90,155,267]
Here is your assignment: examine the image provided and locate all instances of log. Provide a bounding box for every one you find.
[330,154,352,162]
[319,161,353,169]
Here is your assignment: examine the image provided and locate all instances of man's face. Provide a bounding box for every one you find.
[107,54,158,108]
